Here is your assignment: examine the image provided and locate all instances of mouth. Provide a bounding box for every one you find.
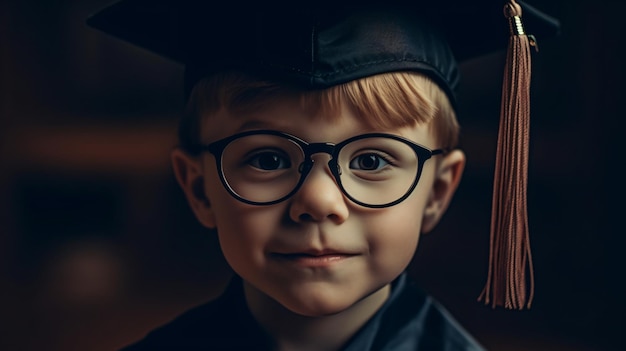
[271,251,359,267]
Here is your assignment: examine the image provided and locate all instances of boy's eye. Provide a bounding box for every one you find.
[247,151,292,171]
[349,153,390,171]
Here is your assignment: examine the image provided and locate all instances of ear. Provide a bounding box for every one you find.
[421,149,465,233]
[171,148,217,229]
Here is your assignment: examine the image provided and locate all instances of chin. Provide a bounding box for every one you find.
[277,282,388,318]
[282,297,355,318]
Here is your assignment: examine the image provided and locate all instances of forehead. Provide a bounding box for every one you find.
[203,95,437,149]
[197,72,440,142]
[203,94,357,140]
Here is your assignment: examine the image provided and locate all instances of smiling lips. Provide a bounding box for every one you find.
[272,250,358,267]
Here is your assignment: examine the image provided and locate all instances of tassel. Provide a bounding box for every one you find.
[478,0,535,310]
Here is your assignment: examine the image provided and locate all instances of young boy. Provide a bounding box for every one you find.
[87,0,559,350]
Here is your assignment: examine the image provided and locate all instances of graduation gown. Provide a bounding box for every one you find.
[120,273,485,350]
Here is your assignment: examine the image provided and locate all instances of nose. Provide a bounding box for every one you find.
[289,156,349,224]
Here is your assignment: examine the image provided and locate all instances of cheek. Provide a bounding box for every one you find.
[203,168,275,239]
[363,188,430,273]
[210,193,285,274]
[214,212,266,279]
[368,211,422,263]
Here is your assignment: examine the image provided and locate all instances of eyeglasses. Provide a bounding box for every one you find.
[195,130,444,208]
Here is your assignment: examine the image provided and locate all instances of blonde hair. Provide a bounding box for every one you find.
[180,71,459,152]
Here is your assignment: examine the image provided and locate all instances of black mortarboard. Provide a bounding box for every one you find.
[86,0,560,309]
[86,0,558,103]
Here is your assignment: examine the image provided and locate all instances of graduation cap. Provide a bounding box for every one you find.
[86,0,560,309]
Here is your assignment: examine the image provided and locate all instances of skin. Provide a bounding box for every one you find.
[171,95,465,351]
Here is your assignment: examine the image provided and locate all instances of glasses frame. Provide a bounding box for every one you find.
[194,130,444,208]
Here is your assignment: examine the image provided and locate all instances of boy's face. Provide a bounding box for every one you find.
[173,94,464,317]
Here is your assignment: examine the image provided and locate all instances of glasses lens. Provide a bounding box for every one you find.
[220,134,304,203]
[337,137,419,206]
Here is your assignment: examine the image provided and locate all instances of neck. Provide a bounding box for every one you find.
[243,282,390,351]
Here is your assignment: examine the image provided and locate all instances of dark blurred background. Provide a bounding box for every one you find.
[1,1,624,350]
